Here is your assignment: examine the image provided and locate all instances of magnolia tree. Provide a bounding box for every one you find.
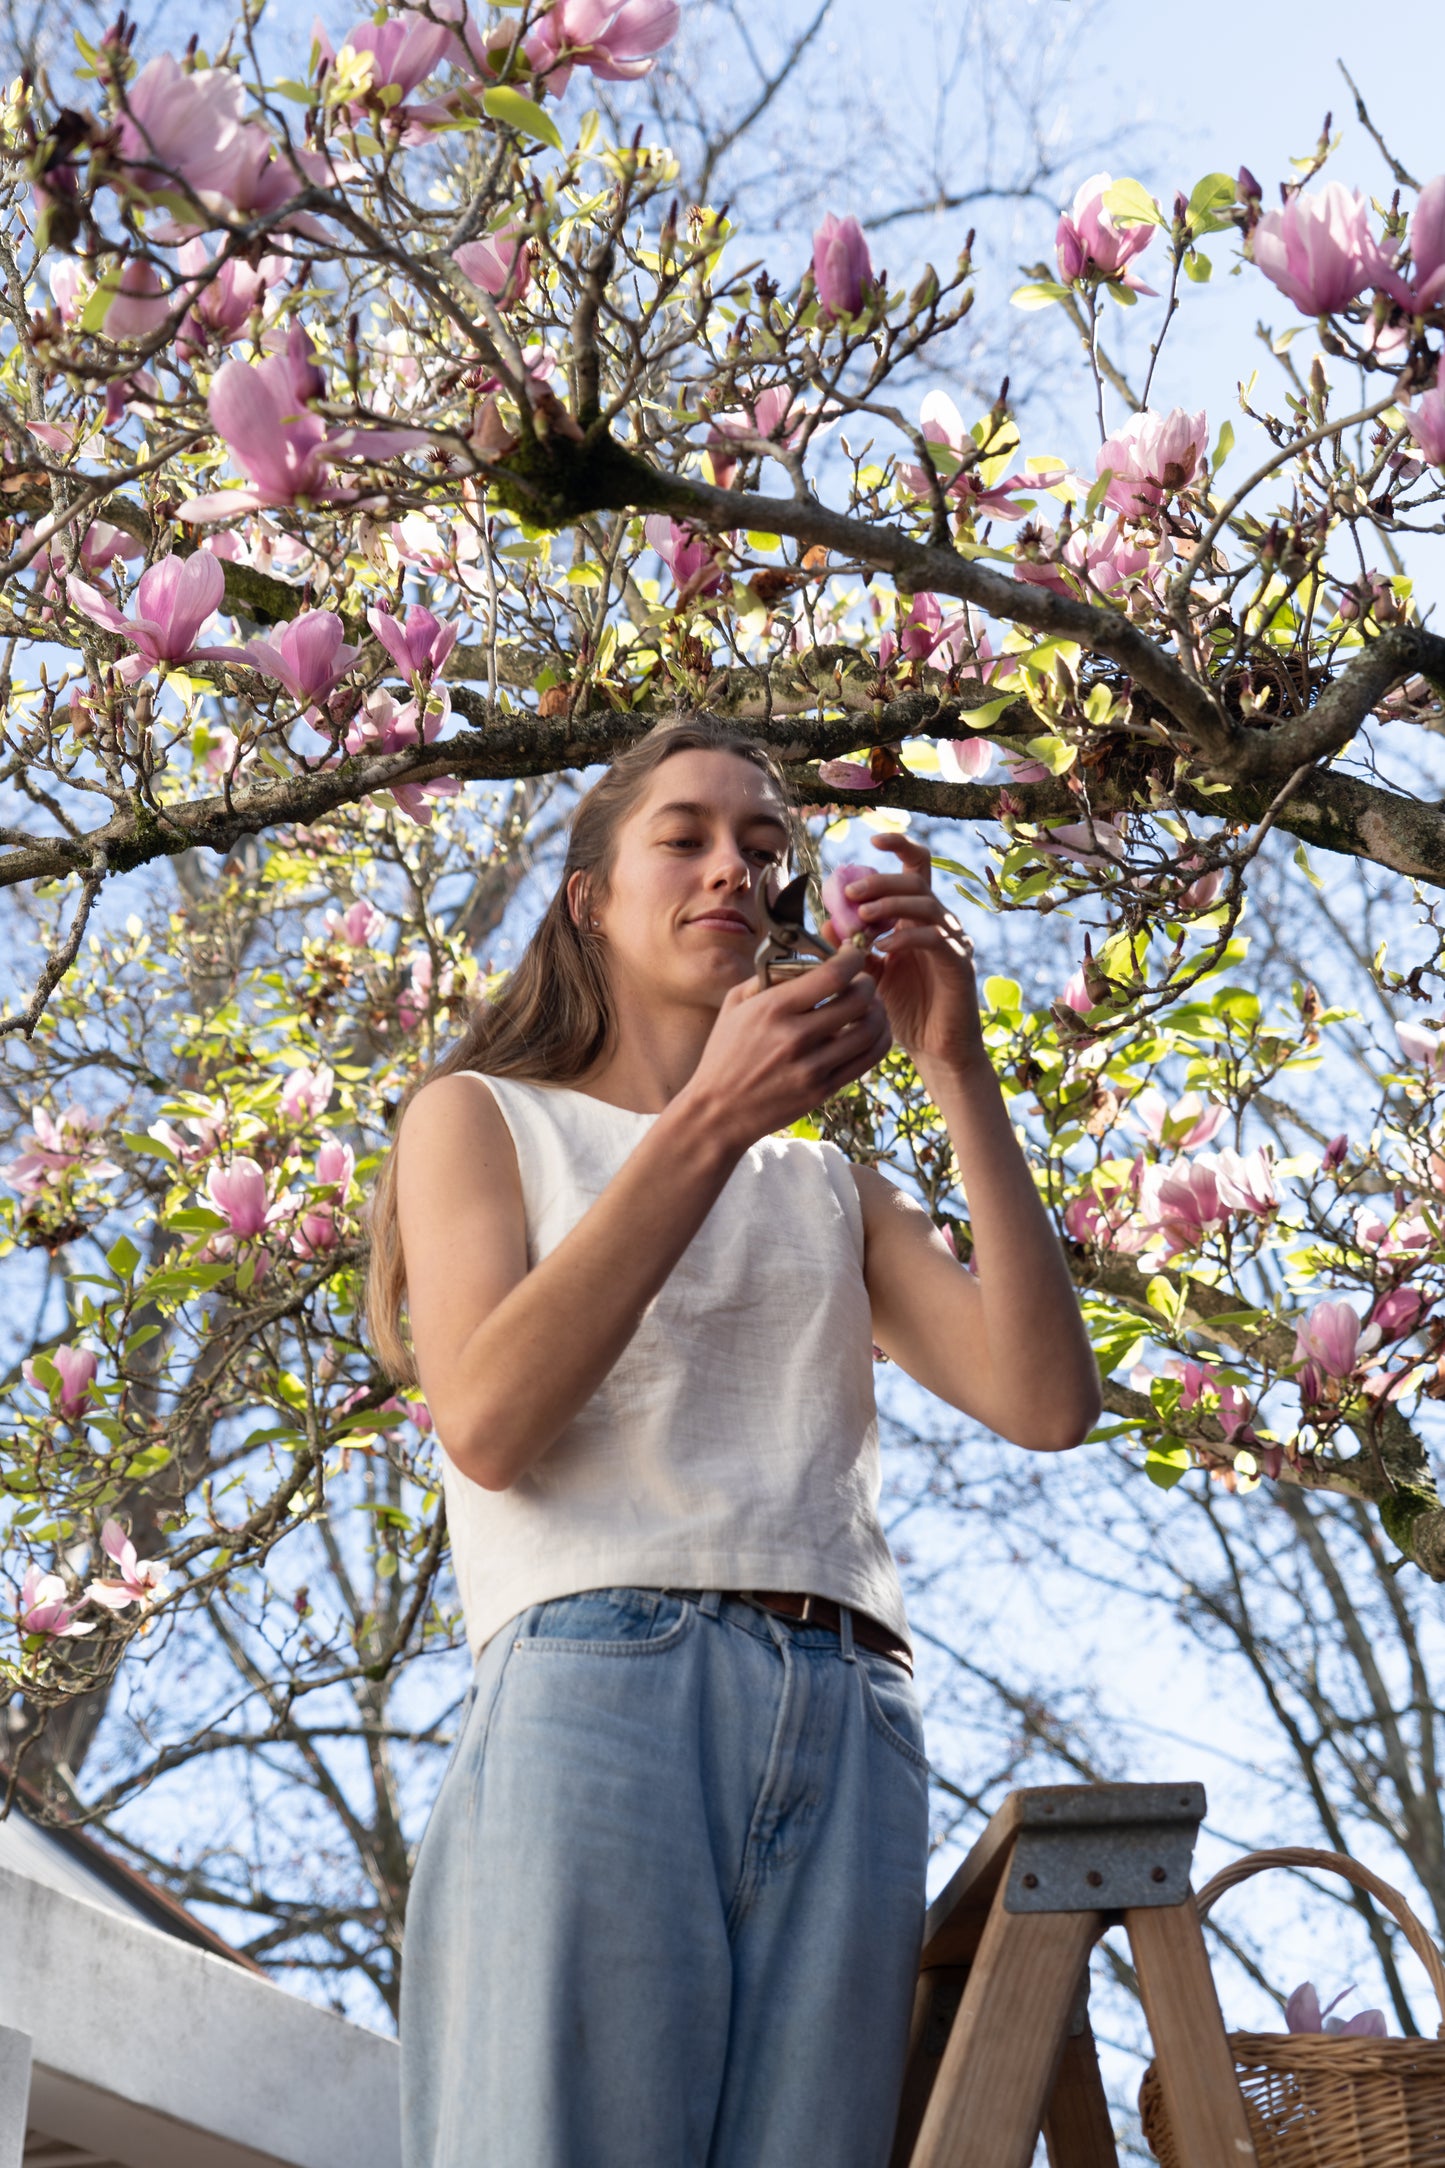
[4,0,1445,1841]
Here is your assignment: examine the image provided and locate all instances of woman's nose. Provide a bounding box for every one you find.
[705,847,754,890]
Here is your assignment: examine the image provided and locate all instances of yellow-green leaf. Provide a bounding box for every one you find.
[1102,177,1164,228]
[482,85,563,151]
[1010,281,1069,311]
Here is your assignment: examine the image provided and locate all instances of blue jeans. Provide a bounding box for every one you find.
[400,1587,930,2168]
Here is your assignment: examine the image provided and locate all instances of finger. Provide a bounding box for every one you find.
[820,1024,886,1094]
[798,976,877,1042]
[856,891,948,925]
[871,923,970,957]
[775,948,870,1006]
[869,833,933,872]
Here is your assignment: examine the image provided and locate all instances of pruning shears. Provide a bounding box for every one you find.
[754,871,839,991]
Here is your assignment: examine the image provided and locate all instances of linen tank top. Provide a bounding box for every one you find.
[440,1073,911,1659]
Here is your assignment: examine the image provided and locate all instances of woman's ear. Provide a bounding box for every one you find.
[565,870,589,930]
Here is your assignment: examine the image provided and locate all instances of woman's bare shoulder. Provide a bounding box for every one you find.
[398,1071,518,1173]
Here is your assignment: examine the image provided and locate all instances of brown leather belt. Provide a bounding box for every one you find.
[729,1589,913,1675]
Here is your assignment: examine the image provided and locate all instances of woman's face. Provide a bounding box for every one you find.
[579,749,792,1002]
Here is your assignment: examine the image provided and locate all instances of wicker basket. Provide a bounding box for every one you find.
[1140,1847,1445,2168]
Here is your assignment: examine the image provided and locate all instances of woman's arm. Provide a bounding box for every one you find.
[396,942,890,1490]
[830,833,1100,1453]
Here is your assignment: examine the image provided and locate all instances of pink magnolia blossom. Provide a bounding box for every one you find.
[30,520,143,588]
[343,686,462,824]
[398,950,434,1029]
[1376,174,1445,313]
[1136,1157,1227,1253]
[1354,1205,1430,1260]
[207,1156,272,1238]
[293,1142,355,1258]
[98,259,172,340]
[821,863,898,942]
[243,611,361,712]
[815,760,879,793]
[1285,1983,1387,2038]
[1210,1146,1278,1216]
[1251,183,1385,316]
[280,1064,335,1122]
[175,241,283,357]
[1396,1017,1445,1076]
[1324,1134,1350,1172]
[114,56,251,202]
[454,229,531,308]
[1175,1360,1253,1441]
[881,591,944,664]
[525,0,680,91]
[176,355,427,522]
[1055,174,1157,291]
[644,515,729,600]
[336,10,455,100]
[705,386,804,488]
[1181,863,1224,910]
[1058,967,1093,1015]
[1132,1089,1227,1154]
[939,737,994,782]
[367,601,459,681]
[899,390,1059,519]
[1294,1298,1366,1379]
[22,1344,99,1420]
[1013,518,1162,602]
[1372,1285,1428,1341]
[1037,818,1128,871]
[812,212,874,317]
[316,1139,356,1193]
[87,1520,169,1611]
[1097,407,1208,518]
[3,1105,120,1194]
[68,554,246,684]
[1404,389,1445,469]
[820,863,870,940]
[329,898,387,948]
[18,1565,94,1638]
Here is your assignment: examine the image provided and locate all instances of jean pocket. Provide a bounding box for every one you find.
[857,1648,930,1773]
[514,1585,695,1657]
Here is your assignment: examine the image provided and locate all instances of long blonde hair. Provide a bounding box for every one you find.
[364,716,802,1382]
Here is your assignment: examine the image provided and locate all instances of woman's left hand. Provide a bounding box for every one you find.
[826,833,984,1069]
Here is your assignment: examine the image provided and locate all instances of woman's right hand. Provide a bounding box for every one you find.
[682,945,893,1153]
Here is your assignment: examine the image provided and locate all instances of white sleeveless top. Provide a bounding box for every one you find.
[439,1074,910,1659]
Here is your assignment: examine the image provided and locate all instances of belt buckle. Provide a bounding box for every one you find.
[797,1594,814,1623]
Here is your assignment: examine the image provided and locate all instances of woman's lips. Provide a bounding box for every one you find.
[689,914,752,933]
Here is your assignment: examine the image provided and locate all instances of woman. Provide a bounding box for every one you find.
[368,715,1099,2168]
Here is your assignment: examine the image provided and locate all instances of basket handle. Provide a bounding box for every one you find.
[1194,1845,1445,2038]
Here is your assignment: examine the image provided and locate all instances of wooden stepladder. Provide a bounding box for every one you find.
[889,1782,1260,2168]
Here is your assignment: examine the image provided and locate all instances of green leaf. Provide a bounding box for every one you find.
[164,1207,229,1234]
[123,1444,173,1479]
[1292,840,1324,891]
[955,691,1020,731]
[1183,248,1212,284]
[1145,1442,1191,1490]
[1211,419,1235,474]
[1188,171,1236,219]
[1084,469,1113,520]
[79,280,115,334]
[1010,281,1069,311]
[107,1233,141,1280]
[1101,178,1164,228]
[983,975,1022,1015]
[481,84,563,150]
[1146,1274,1183,1327]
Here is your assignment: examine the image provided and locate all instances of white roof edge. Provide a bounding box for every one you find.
[0,1866,399,2168]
